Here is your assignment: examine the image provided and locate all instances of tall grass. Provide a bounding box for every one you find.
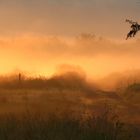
[0,108,135,140]
[0,73,139,140]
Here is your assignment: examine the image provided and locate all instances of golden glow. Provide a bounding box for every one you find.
[0,34,140,79]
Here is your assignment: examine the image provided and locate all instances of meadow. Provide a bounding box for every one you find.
[0,72,139,140]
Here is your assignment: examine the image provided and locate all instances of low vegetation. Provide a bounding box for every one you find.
[0,72,139,140]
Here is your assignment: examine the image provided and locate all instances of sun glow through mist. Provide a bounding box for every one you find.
[0,34,140,80]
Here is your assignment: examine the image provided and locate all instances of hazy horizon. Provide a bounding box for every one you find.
[0,0,140,79]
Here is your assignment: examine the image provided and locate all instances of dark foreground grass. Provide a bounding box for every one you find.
[0,111,137,140]
[0,73,139,140]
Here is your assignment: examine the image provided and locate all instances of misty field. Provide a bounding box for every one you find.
[0,72,139,140]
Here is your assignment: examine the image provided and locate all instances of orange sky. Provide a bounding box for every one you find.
[0,0,140,79]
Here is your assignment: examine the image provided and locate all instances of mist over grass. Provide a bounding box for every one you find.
[1,34,140,79]
[0,71,93,90]
[0,71,139,139]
